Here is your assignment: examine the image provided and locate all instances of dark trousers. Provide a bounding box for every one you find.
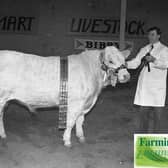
[135,106,164,133]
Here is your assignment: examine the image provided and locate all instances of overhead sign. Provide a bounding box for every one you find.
[69,17,147,38]
[74,38,133,50]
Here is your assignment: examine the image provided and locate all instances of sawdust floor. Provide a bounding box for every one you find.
[1,83,168,168]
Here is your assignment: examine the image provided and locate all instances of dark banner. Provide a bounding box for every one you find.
[0,0,39,35]
[69,17,148,37]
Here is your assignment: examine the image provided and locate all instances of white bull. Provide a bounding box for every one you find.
[0,46,130,147]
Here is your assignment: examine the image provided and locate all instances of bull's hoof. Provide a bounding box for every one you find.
[0,133,6,139]
[30,113,38,121]
[0,135,7,148]
[0,138,7,148]
[64,141,72,148]
[79,136,86,144]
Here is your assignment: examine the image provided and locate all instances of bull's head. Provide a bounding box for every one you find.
[100,46,130,86]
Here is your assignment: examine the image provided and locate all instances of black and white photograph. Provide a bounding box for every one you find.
[0,0,168,168]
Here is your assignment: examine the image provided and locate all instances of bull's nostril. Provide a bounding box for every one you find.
[125,74,130,80]
[122,74,130,82]
[124,75,127,79]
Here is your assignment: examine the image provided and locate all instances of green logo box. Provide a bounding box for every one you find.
[134,134,168,168]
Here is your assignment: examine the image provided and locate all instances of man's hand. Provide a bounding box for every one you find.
[145,55,156,63]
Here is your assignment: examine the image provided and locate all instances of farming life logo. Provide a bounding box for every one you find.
[134,134,168,168]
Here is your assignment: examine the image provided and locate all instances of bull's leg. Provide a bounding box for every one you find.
[63,105,82,147]
[76,115,85,143]
[63,114,76,147]
[0,103,7,139]
[63,127,73,147]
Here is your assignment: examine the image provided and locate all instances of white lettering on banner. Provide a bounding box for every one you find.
[74,39,133,50]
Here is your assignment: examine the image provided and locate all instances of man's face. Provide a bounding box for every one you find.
[148,30,160,44]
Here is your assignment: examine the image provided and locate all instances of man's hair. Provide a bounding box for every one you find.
[147,26,162,35]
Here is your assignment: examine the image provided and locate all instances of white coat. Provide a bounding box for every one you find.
[127,41,168,107]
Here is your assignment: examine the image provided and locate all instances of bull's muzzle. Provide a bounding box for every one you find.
[119,74,130,83]
[117,69,130,83]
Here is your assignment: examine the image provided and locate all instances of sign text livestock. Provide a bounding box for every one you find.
[69,17,147,37]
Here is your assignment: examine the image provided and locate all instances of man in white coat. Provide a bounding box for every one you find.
[126,27,168,133]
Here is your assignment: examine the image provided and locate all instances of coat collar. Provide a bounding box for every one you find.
[150,41,161,48]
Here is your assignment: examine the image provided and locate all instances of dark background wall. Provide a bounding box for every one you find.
[0,0,167,58]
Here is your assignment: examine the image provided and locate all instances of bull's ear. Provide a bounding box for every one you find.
[104,46,112,56]
[121,49,131,59]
